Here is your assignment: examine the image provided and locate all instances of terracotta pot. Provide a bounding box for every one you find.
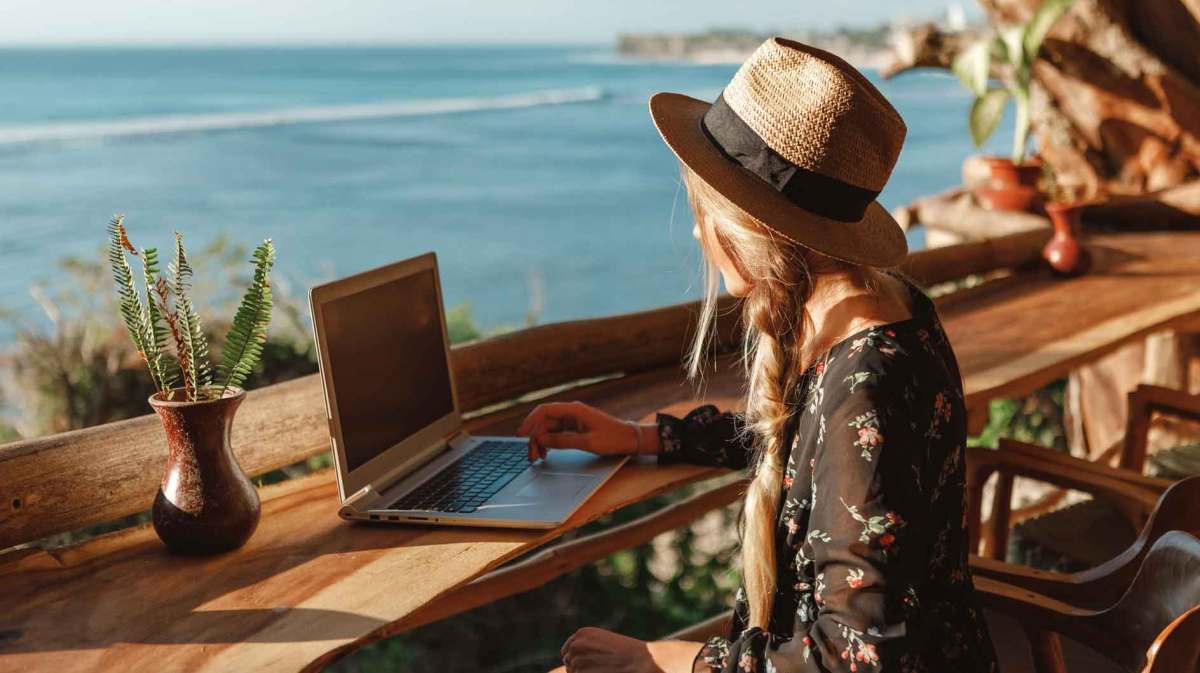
[1042,202,1091,277]
[974,155,1044,212]
[149,387,260,555]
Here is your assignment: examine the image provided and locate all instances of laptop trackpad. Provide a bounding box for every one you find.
[515,474,591,501]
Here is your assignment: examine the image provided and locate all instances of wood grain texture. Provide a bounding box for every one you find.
[0,359,745,673]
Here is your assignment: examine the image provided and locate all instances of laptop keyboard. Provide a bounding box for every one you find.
[390,440,531,514]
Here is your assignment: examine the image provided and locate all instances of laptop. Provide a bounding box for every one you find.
[309,252,627,529]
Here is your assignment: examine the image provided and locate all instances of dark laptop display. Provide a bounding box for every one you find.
[320,267,454,471]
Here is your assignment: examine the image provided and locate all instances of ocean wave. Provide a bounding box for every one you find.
[0,86,607,145]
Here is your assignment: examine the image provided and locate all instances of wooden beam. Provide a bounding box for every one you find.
[899,228,1050,287]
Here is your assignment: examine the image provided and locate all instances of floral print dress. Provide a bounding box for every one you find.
[656,279,998,673]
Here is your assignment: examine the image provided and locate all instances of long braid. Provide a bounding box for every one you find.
[739,239,812,629]
[680,165,816,629]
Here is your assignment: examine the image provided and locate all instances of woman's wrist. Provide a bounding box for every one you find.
[627,422,662,456]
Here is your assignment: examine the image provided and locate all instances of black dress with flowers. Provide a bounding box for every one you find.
[656,280,998,673]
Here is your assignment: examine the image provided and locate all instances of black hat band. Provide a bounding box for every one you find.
[699,91,880,223]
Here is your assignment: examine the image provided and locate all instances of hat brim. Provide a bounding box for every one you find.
[649,92,908,268]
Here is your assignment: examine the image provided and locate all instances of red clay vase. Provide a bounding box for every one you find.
[975,155,1044,212]
[1042,202,1091,277]
[149,387,260,555]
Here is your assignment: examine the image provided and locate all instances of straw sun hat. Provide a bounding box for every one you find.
[650,37,909,267]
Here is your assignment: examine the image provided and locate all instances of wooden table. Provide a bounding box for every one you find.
[3,230,1200,672]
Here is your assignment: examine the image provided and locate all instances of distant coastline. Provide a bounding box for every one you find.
[616,27,894,69]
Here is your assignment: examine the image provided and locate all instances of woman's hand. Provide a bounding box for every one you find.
[557,627,661,673]
[517,401,651,462]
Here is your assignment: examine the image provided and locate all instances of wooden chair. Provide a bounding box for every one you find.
[967,383,1200,562]
[966,438,1170,560]
[975,530,1200,673]
[971,476,1200,609]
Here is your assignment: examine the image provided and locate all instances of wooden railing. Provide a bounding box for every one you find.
[0,227,1051,553]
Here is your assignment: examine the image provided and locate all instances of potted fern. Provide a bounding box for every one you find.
[108,216,275,554]
[953,0,1075,211]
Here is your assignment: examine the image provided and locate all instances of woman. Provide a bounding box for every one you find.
[519,38,998,673]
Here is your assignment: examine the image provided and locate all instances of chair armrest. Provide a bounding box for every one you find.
[969,441,1161,521]
[997,439,1171,493]
[970,554,1117,610]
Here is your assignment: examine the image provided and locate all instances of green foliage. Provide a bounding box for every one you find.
[445,303,483,344]
[968,378,1067,450]
[218,240,276,396]
[140,246,177,392]
[968,88,1010,148]
[107,216,166,391]
[169,232,214,399]
[105,217,276,402]
[953,0,1076,162]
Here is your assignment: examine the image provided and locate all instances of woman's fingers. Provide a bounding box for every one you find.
[518,402,592,436]
[533,430,590,451]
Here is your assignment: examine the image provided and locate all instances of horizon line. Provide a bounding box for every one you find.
[0,38,617,49]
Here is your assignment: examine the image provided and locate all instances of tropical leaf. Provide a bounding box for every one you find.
[951,39,992,98]
[170,232,213,400]
[219,239,275,396]
[968,88,1010,148]
[1023,0,1075,65]
[998,26,1025,70]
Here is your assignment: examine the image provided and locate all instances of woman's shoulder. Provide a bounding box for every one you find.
[818,292,952,402]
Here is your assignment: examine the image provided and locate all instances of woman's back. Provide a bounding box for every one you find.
[659,280,999,672]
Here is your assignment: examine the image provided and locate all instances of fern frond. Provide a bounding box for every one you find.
[155,279,192,398]
[219,239,275,396]
[107,215,159,391]
[140,247,178,391]
[170,232,213,400]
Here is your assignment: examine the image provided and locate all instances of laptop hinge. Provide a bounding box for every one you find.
[343,484,375,509]
[371,429,469,498]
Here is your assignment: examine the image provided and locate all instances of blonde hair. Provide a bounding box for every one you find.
[680,165,852,630]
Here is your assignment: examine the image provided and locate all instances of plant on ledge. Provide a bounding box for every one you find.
[952,0,1075,164]
[107,215,276,402]
[108,214,274,554]
[950,0,1076,212]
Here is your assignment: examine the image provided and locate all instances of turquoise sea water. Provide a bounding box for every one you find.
[0,46,1010,339]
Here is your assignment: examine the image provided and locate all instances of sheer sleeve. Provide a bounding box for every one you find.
[655,404,754,470]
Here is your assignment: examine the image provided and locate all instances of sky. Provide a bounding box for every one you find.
[1,0,981,46]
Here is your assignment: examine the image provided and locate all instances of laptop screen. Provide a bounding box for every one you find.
[320,267,455,472]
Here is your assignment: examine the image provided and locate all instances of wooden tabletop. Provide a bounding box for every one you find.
[3,230,1200,672]
[943,231,1200,425]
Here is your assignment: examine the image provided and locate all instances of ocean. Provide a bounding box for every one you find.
[0,45,1012,340]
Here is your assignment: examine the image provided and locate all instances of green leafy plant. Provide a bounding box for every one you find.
[953,0,1075,163]
[107,216,276,402]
